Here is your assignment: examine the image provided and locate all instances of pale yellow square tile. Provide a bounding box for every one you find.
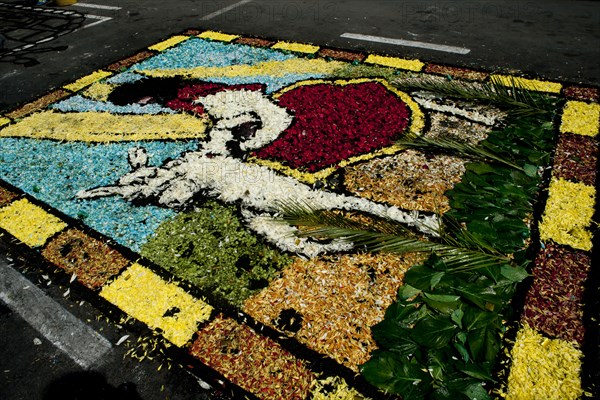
[0,199,67,247]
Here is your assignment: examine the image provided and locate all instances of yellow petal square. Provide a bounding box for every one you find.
[490,74,562,93]
[63,70,113,92]
[560,101,600,136]
[539,178,595,251]
[0,199,67,247]
[148,35,190,52]
[271,41,320,54]
[0,117,10,128]
[197,31,239,42]
[364,54,424,71]
[100,263,213,347]
[506,327,583,400]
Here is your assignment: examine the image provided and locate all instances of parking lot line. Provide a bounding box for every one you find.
[201,0,253,20]
[0,260,112,369]
[341,32,471,55]
[72,3,121,11]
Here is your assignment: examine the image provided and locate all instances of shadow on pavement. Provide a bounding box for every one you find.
[43,371,143,400]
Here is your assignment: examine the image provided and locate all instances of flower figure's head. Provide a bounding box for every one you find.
[195,89,293,156]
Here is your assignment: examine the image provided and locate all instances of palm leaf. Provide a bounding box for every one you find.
[276,201,511,272]
[396,133,523,171]
[392,75,555,116]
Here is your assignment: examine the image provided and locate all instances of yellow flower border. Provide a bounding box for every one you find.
[538,178,596,251]
[560,100,600,137]
[505,326,583,400]
[490,74,562,94]
[271,41,320,54]
[63,70,113,92]
[365,54,424,72]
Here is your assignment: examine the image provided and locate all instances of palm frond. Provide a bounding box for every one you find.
[396,133,523,171]
[276,201,511,271]
[392,75,555,116]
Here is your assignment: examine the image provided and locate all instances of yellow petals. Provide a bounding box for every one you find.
[63,70,113,92]
[364,54,424,71]
[490,74,562,93]
[0,199,67,247]
[539,178,595,251]
[506,327,583,400]
[0,117,10,127]
[148,35,190,51]
[100,263,213,347]
[560,101,600,136]
[81,82,117,102]
[140,58,345,80]
[271,41,320,54]
[0,110,208,142]
[311,376,369,400]
[197,30,239,42]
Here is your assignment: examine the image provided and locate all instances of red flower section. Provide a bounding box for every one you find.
[521,243,591,344]
[253,82,411,172]
[166,82,265,115]
[552,133,599,186]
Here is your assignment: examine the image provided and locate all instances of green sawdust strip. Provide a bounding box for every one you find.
[189,315,315,400]
[344,149,466,214]
[41,228,130,290]
[244,252,425,371]
[141,201,292,308]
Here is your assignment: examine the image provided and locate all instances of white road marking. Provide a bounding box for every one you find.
[0,260,112,369]
[82,14,112,29]
[71,3,121,11]
[340,32,471,55]
[201,0,253,20]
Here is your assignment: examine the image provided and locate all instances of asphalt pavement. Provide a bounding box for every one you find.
[1,1,599,399]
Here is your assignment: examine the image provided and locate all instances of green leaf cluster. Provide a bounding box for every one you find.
[444,115,555,256]
[360,111,556,398]
[361,254,527,400]
[141,201,291,308]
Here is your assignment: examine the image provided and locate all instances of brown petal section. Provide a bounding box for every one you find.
[42,228,129,289]
[521,243,591,344]
[189,315,315,400]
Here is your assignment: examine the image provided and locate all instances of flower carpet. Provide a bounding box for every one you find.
[0,30,598,399]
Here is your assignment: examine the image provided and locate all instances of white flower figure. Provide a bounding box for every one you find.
[78,88,439,257]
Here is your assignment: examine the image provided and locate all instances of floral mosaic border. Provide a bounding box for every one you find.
[0,30,598,400]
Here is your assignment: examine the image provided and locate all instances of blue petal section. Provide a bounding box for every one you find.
[50,95,175,114]
[132,38,295,71]
[0,139,199,252]
[106,71,146,85]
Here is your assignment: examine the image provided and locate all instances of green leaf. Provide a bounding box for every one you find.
[459,361,495,382]
[451,308,464,328]
[523,163,538,177]
[454,342,470,363]
[405,264,446,291]
[399,284,422,300]
[423,293,462,315]
[468,162,497,175]
[463,306,500,331]
[467,327,501,362]
[463,382,491,400]
[456,283,502,311]
[500,264,529,282]
[361,352,431,399]
[412,315,457,349]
